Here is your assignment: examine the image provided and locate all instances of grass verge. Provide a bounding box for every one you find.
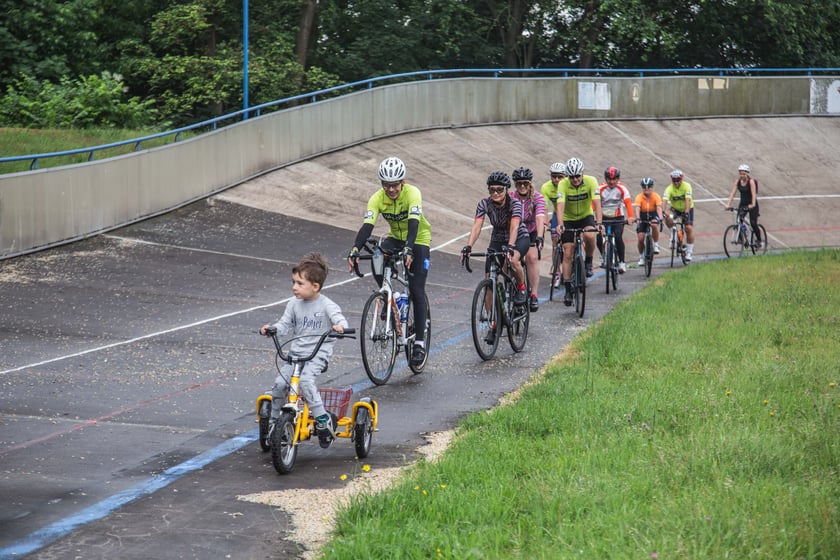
[321,249,840,559]
[0,127,190,173]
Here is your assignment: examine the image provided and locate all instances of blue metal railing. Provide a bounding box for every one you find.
[2,67,838,171]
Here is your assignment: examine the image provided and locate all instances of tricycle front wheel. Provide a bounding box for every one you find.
[270,411,298,475]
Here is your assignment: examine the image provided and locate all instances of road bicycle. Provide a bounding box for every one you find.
[723,207,768,258]
[602,221,626,294]
[462,248,530,360]
[256,328,378,475]
[351,238,431,385]
[563,227,592,318]
[637,218,660,278]
[667,213,689,267]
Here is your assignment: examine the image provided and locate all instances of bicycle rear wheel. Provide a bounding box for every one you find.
[507,282,529,353]
[470,278,500,360]
[574,251,586,318]
[405,294,431,373]
[549,244,562,301]
[644,233,654,277]
[360,292,397,385]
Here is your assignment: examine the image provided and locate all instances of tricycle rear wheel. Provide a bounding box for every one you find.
[353,404,373,459]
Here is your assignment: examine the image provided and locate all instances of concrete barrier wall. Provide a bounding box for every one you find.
[1,75,836,258]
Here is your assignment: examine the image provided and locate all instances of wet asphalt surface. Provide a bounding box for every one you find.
[0,198,667,559]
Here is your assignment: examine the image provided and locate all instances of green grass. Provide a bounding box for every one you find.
[0,127,191,173]
[322,249,840,559]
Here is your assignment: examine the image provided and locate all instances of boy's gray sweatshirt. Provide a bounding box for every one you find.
[270,295,349,361]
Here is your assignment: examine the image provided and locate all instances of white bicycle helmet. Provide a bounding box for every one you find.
[670,169,684,180]
[378,157,406,181]
[549,162,567,175]
[565,157,585,176]
[738,163,751,173]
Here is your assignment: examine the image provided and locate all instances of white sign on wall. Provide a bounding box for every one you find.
[578,82,611,110]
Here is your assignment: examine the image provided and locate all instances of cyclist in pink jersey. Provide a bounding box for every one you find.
[510,167,546,312]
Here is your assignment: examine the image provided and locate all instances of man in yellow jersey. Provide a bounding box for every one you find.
[554,157,604,306]
[347,156,432,366]
[662,169,695,261]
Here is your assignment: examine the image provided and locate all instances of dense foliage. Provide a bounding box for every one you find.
[2,0,839,128]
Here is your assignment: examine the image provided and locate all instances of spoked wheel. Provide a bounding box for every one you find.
[549,245,562,301]
[670,230,677,267]
[606,240,618,294]
[353,401,373,459]
[644,234,654,277]
[723,225,743,258]
[270,411,298,475]
[405,294,431,374]
[752,225,768,255]
[258,398,272,452]
[507,288,530,353]
[574,252,586,318]
[470,279,500,361]
[360,292,397,385]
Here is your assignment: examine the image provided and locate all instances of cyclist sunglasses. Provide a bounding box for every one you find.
[487,186,506,194]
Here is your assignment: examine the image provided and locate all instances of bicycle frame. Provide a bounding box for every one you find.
[352,237,430,383]
[724,207,766,258]
[562,227,593,317]
[463,248,530,359]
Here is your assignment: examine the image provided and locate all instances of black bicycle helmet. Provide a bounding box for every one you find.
[511,167,534,182]
[486,171,511,188]
[604,166,621,180]
[640,177,655,188]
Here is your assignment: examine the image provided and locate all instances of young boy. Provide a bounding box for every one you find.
[259,253,348,448]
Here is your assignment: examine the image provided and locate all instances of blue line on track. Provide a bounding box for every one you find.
[0,431,258,559]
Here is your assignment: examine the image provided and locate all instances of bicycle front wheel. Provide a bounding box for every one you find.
[507,287,529,353]
[670,229,677,267]
[549,244,562,301]
[470,278,500,361]
[574,251,586,318]
[405,294,431,374]
[723,225,745,258]
[752,225,768,255]
[644,233,654,277]
[606,239,618,294]
[270,411,298,475]
[360,292,397,385]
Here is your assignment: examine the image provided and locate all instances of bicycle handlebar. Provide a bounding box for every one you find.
[265,327,356,364]
[462,248,513,274]
[348,238,412,279]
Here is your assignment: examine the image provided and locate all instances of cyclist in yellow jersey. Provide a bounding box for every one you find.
[662,169,695,261]
[540,162,567,251]
[553,157,604,306]
[347,156,431,366]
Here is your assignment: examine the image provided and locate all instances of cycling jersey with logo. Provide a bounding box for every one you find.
[362,184,432,246]
[663,181,694,212]
[556,175,601,221]
[598,182,633,219]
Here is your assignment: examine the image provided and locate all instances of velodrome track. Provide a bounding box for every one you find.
[1,117,839,559]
